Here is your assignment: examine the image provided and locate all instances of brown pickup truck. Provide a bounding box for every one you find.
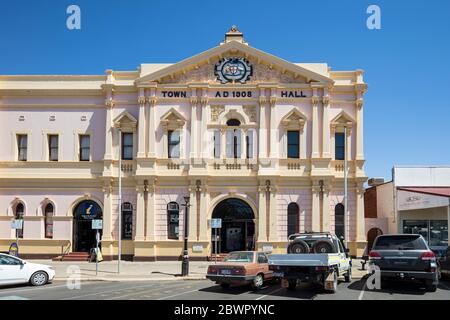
[206,251,273,290]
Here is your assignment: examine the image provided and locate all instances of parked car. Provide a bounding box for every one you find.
[268,232,352,293]
[206,251,273,290]
[0,253,55,287]
[437,246,450,279]
[368,234,439,292]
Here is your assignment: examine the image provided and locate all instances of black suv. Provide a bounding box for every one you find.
[369,234,439,292]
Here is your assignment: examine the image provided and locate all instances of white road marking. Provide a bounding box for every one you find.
[255,287,284,300]
[0,283,87,295]
[62,283,162,300]
[109,282,196,300]
[358,281,367,300]
[0,295,29,300]
[157,288,201,300]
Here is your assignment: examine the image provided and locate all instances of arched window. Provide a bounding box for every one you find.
[226,119,242,158]
[287,203,299,236]
[14,202,25,239]
[167,202,179,240]
[335,203,345,239]
[44,203,54,239]
[122,202,133,240]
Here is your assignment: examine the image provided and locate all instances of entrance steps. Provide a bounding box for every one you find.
[207,254,228,262]
[52,252,90,262]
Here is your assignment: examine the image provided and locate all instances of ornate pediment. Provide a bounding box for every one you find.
[281,109,307,130]
[136,29,332,86]
[330,111,354,131]
[160,108,186,129]
[113,111,137,129]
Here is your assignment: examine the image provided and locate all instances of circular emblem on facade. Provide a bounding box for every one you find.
[214,57,252,84]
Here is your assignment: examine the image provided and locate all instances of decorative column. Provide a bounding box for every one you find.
[269,184,278,242]
[198,183,209,242]
[220,128,226,159]
[355,94,364,160]
[269,89,278,159]
[198,90,208,161]
[137,88,146,158]
[311,91,320,158]
[241,128,247,159]
[311,182,321,232]
[258,90,268,159]
[147,90,157,158]
[257,183,268,243]
[145,181,155,241]
[322,88,331,158]
[188,182,197,241]
[103,89,114,160]
[321,184,331,232]
[200,97,210,159]
[135,184,145,241]
[355,184,366,242]
[189,89,198,160]
[102,181,113,242]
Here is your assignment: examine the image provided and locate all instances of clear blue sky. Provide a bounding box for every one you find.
[1,0,449,180]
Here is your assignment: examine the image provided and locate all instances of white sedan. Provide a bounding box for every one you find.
[0,253,55,286]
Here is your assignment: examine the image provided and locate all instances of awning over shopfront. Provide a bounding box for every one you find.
[398,187,450,198]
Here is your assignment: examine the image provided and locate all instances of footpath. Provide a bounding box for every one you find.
[30,259,369,282]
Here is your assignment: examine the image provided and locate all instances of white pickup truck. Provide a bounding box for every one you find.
[268,232,352,293]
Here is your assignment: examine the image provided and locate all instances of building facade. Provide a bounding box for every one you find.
[0,27,368,260]
[365,167,450,251]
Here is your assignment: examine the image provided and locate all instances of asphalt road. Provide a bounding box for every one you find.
[0,278,449,300]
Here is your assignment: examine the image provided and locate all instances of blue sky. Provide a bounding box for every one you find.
[1,0,449,180]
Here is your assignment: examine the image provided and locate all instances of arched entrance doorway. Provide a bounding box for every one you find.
[367,228,383,252]
[73,200,103,252]
[211,198,255,253]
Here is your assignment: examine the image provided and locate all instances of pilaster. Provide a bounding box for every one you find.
[137,88,146,158]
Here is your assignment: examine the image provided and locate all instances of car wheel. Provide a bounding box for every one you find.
[325,271,338,293]
[30,271,48,286]
[287,279,297,291]
[251,274,264,290]
[220,283,230,289]
[425,280,437,292]
[344,267,352,283]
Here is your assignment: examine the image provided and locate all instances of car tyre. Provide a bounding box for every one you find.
[287,279,297,291]
[251,274,264,290]
[425,280,437,292]
[220,283,230,289]
[325,271,338,293]
[344,267,352,283]
[30,271,48,286]
[287,239,310,254]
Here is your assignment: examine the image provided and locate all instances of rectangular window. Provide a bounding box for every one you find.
[246,131,253,159]
[168,130,180,158]
[122,133,133,160]
[48,135,59,161]
[287,131,299,158]
[403,220,448,247]
[79,135,90,161]
[335,132,345,160]
[213,130,220,159]
[17,134,27,161]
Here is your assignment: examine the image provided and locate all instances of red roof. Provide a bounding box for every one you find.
[398,187,450,198]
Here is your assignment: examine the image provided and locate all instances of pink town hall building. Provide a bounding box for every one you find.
[0,27,368,260]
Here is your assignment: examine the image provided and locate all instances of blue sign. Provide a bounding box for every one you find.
[9,242,19,257]
[211,218,222,229]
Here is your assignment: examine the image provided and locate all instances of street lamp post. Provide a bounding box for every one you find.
[181,196,190,277]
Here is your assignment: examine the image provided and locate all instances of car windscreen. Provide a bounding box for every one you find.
[224,252,253,262]
[373,235,428,250]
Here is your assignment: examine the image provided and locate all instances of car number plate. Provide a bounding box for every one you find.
[221,269,231,275]
[273,272,284,278]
